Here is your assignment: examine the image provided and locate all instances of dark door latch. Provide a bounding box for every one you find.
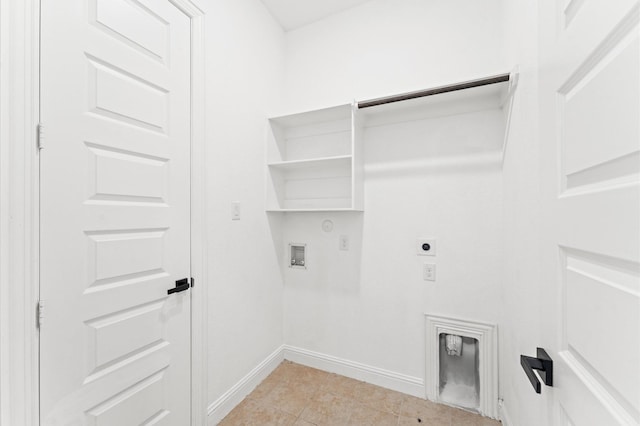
[168,278,190,295]
[521,347,553,393]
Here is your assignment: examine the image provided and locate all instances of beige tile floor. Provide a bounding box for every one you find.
[219,361,501,426]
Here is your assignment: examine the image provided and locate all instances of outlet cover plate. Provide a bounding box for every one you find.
[339,235,349,251]
[423,263,436,281]
[231,202,241,220]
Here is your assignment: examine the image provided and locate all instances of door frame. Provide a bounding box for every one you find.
[0,0,208,424]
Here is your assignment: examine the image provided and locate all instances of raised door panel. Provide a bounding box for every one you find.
[85,369,170,426]
[87,56,169,133]
[86,143,169,204]
[90,0,169,64]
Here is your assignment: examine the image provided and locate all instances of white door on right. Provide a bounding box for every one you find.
[539,0,640,425]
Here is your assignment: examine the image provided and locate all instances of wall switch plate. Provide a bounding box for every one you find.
[423,263,436,281]
[231,202,241,220]
[339,235,349,251]
[417,238,436,256]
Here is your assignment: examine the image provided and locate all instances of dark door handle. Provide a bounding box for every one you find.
[168,278,190,295]
[521,347,553,393]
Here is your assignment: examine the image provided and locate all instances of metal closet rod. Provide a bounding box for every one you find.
[357,73,511,109]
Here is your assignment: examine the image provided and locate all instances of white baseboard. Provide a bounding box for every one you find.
[282,345,424,398]
[207,345,284,425]
[499,400,513,426]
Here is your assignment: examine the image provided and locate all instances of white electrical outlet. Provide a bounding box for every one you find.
[417,238,436,256]
[423,263,436,281]
[339,235,349,251]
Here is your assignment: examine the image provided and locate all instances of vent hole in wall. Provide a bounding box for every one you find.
[438,333,480,411]
[426,314,498,417]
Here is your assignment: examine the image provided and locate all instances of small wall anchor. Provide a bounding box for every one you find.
[520,347,553,394]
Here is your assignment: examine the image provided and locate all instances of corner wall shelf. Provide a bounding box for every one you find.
[265,71,517,213]
[266,103,364,212]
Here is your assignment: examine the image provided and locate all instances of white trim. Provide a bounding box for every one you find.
[425,314,499,419]
[499,400,513,426]
[166,2,208,425]
[207,346,286,425]
[282,345,425,398]
[0,0,40,425]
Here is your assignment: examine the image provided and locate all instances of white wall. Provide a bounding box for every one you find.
[280,0,508,392]
[199,0,286,408]
[499,0,545,424]
[282,111,505,385]
[282,0,506,114]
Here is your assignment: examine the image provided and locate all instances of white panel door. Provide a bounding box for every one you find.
[539,0,640,424]
[40,0,192,424]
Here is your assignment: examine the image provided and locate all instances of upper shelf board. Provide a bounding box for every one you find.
[270,104,353,128]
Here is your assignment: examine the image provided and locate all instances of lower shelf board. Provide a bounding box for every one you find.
[266,208,364,212]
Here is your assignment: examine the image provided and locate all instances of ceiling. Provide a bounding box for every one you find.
[260,0,373,31]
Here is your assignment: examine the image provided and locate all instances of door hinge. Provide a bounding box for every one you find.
[36,300,45,329]
[36,123,44,150]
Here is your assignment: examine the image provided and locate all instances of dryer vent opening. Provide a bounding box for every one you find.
[438,334,480,411]
[425,315,498,419]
